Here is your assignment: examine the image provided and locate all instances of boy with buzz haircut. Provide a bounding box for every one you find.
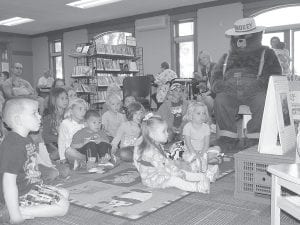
[0,97,69,224]
[71,109,115,171]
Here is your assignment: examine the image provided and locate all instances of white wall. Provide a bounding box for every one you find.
[197,3,243,63]
[2,36,34,85]
[135,15,171,76]
[32,36,49,87]
[63,29,88,85]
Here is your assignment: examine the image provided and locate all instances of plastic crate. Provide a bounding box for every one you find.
[234,145,295,204]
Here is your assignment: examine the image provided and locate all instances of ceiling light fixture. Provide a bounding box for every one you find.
[0,17,34,26]
[66,0,121,9]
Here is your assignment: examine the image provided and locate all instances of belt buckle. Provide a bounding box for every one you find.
[233,72,242,78]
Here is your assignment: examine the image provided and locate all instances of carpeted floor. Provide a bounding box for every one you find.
[17,171,299,225]
[61,155,234,221]
[14,158,299,225]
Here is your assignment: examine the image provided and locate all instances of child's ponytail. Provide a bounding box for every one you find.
[136,113,165,161]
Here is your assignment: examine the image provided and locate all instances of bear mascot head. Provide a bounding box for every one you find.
[224,18,267,74]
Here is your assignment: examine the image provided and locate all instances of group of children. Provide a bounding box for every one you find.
[0,81,223,223]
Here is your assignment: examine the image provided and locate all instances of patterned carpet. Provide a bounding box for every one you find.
[18,170,299,225]
[5,156,299,225]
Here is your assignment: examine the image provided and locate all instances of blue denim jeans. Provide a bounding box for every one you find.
[214,75,266,139]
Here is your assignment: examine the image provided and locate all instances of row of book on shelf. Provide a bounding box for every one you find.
[94,91,108,103]
[74,83,93,93]
[92,91,124,103]
[93,58,138,72]
[72,66,92,77]
[95,74,124,86]
[95,44,134,56]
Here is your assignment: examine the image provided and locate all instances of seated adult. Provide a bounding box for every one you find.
[37,70,54,97]
[153,61,178,108]
[2,62,45,114]
[194,50,216,117]
[211,18,282,152]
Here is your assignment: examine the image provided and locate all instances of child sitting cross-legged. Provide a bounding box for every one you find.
[182,101,223,182]
[0,97,69,224]
[102,94,126,141]
[111,102,144,162]
[58,98,87,167]
[133,113,210,193]
[70,110,114,172]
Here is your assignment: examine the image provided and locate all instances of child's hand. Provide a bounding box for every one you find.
[111,147,117,155]
[177,170,186,179]
[59,159,67,164]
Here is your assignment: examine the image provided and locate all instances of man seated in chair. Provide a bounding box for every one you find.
[211,18,282,153]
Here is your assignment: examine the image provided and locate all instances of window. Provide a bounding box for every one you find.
[49,39,63,79]
[254,5,300,76]
[173,20,196,78]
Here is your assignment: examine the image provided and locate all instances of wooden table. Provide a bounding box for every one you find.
[267,163,300,225]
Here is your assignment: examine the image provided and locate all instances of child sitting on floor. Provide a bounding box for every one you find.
[133,113,210,193]
[183,101,222,181]
[58,98,87,165]
[111,102,144,162]
[70,110,113,172]
[42,87,69,160]
[157,83,188,142]
[102,94,126,140]
[0,97,69,224]
[121,95,136,114]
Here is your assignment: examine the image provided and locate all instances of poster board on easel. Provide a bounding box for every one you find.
[258,76,296,155]
[290,81,300,162]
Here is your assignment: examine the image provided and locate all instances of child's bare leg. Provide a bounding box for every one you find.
[166,176,209,193]
[183,170,207,182]
[19,197,69,218]
[65,148,85,163]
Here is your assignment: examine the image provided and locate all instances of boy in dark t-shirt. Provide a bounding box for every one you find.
[0,97,69,224]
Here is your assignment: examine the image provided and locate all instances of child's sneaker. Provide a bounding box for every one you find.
[87,162,105,173]
[73,159,79,170]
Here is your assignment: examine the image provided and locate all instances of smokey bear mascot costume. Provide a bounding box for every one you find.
[211,18,282,152]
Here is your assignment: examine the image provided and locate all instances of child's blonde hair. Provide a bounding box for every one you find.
[2,97,37,129]
[64,97,88,119]
[136,114,166,161]
[106,93,121,106]
[183,101,210,123]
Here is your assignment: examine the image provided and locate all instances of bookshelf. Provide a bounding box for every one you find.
[69,32,143,109]
[0,42,9,73]
[69,43,95,104]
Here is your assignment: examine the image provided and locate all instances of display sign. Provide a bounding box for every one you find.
[126,36,136,47]
[289,81,300,121]
[258,76,296,155]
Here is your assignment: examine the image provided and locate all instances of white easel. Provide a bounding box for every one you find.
[258,76,296,155]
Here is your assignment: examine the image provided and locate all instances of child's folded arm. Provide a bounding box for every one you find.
[3,172,24,224]
[70,142,85,149]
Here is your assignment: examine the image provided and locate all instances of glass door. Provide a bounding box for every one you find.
[293,30,300,76]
